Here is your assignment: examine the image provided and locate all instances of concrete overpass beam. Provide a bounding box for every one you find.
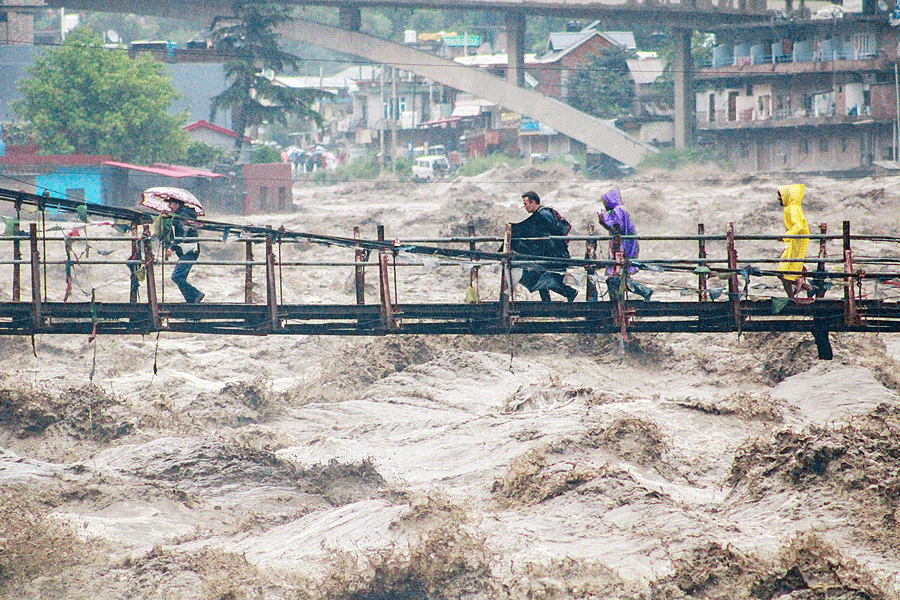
[275,18,655,166]
[505,12,525,88]
[339,4,361,31]
[673,28,694,149]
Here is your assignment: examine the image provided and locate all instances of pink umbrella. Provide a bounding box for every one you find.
[140,187,205,216]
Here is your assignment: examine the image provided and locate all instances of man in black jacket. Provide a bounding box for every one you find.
[510,191,578,302]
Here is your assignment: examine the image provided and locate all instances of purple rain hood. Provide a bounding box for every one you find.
[599,187,638,259]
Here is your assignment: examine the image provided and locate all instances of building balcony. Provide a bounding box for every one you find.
[696,107,879,130]
[695,55,886,79]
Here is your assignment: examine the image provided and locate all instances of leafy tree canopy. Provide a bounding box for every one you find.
[210,1,328,150]
[566,46,636,120]
[13,27,189,164]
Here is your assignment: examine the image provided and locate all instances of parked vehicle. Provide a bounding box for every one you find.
[411,155,451,182]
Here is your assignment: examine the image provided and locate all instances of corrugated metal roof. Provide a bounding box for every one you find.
[103,161,225,178]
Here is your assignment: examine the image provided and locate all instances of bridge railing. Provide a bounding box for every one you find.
[1,188,898,333]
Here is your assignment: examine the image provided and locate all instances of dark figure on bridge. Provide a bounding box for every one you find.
[165,200,205,304]
[509,191,578,302]
[128,223,143,303]
[776,183,814,304]
[598,187,652,301]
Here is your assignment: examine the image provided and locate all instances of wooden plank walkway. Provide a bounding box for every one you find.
[1,298,897,337]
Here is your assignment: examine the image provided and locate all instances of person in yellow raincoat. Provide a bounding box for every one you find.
[777,183,814,301]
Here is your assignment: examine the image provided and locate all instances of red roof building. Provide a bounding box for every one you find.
[183,120,252,163]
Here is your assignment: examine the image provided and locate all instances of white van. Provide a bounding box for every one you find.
[411,155,450,182]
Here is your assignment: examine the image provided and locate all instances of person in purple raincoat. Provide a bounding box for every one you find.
[598,187,652,301]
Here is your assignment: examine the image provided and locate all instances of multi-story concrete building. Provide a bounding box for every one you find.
[694,10,900,173]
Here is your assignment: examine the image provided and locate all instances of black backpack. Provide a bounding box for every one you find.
[539,206,571,257]
[539,206,571,236]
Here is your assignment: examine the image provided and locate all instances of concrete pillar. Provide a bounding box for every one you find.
[505,12,525,88]
[673,28,694,149]
[339,5,361,31]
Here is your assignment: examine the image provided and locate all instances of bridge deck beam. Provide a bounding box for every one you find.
[1,299,897,338]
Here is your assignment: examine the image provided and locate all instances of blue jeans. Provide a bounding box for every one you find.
[172,250,203,303]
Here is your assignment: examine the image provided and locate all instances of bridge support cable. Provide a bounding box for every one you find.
[811,223,833,360]
[697,223,708,302]
[726,222,743,334]
[265,228,281,332]
[29,224,41,329]
[12,200,21,302]
[500,224,512,329]
[245,239,254,305]
[376,225,396,330]
[468,224,481,303]
[843,220,862,327]
[354,226,366,306]
[141,226,161,332]
[585,224,599,302]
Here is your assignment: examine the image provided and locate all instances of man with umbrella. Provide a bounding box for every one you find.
[142,187,206,303]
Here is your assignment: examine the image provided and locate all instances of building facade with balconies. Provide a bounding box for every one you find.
[694,14,900,173]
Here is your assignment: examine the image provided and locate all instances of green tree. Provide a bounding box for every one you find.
[566,46,636,119]
[184,141,233,170]
[210,1,327,151]
[13,27,189,164]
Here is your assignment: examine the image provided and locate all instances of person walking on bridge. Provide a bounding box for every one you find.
[598,187,651,301]
[776,183,813,303]
[508,191,578,302]
[165,199,205,304]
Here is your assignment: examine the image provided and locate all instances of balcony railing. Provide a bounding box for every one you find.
[701,49,879,69]
[699,105,871,128]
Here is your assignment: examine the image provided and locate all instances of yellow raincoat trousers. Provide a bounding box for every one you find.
[777,184,809,281]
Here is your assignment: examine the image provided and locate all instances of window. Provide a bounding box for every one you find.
[776,139,789,164]
[819,138,829,153]
[799,139,808,154]
[259,187,269,210]
[841,137,849,153]
[758,95,771,118]
[776,94,792,118]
